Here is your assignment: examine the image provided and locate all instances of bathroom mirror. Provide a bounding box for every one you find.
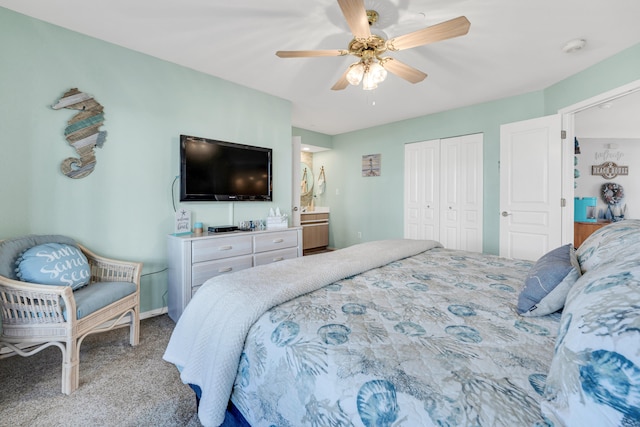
[301,163,314,197]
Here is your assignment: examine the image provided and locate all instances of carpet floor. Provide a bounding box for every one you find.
[0,315,202,427]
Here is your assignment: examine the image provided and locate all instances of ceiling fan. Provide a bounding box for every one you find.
[275,0,470,91]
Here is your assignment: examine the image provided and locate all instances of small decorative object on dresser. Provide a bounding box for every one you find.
[266,207,288,230]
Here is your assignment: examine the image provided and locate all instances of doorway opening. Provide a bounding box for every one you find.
[560,79,640,245]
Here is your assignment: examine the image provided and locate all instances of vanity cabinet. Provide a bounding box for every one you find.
[301,212,329,254]
[167,227,302,321]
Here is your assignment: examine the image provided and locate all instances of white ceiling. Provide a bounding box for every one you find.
[576,89,640,139]
[2,0,640,135]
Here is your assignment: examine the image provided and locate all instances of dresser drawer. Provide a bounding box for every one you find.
[254,230,298,253]
[168,228,302,322]
[191,254,253,287]
[192,235,252,263]
[254,247,299,266]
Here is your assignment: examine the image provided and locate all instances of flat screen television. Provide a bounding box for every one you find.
[180,135,272,202]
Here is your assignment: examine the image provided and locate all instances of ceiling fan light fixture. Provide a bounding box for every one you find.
[346,63,365,85]
[362,70,378,90]
[369,61,387,84]
[275,2,471,92]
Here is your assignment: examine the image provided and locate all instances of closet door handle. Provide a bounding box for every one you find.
[501,211,512,217]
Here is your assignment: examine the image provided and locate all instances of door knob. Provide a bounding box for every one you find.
[501,211,512,217]
[293,206,299,212]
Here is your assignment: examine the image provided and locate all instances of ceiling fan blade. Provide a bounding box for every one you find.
[383,58,427,83]
[338,0,371,39]
[276,50,348,58]
[387,16,470,51]
[331,68,350,91]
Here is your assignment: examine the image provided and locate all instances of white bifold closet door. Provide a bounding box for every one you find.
[404,133,483,252]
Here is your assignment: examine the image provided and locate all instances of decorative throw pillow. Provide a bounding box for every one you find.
[15,243,90,290]
[517,244,580,316]
[541,259,640,425]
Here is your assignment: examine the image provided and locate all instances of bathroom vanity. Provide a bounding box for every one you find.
[301,210,329,254]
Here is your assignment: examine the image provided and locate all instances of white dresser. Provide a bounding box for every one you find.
[167,227,302,321]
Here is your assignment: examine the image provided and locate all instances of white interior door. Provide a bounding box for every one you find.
[291,136,301,227]
[404,135,482,250]
[450,134,484,252]
[500,115,562,260]
[439,139,459,248]
[404,139,440,240]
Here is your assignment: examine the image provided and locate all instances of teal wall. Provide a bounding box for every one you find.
[2,6,639,314]
[312,91,545,254]
[292,127,333,150]
[544,44,640,114]
[311,43,640,254]
[0,8,292,314]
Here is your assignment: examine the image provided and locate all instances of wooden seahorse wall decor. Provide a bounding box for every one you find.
[52,88,107,179]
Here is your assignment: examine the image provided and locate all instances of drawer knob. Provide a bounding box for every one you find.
[218,245,233,251]
[273,257,285,262]
[218,267,233,273]
[272,238,284,243]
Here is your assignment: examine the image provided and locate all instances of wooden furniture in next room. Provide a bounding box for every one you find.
[574,221,610,248]
[301,212,329,254]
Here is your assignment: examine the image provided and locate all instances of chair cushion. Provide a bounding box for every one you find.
[0,235,76,280]
[517,244,581,316]
[16,243,90,290]
[68,281,137,320]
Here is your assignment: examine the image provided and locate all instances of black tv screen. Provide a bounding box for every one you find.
[180,135,272,201]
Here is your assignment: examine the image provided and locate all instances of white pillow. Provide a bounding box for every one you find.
[541,259,640,425]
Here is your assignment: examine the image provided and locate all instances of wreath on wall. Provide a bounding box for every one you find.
[601,182,624,205]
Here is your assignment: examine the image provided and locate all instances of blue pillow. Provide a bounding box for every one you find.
[15,243,90,290]
[517,244,580,316]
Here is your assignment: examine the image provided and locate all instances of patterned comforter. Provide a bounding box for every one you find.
[230,248,561,426]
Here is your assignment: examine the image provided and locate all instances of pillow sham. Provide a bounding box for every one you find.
[16,243,90,290]
[576,219,640,273]
[517,244,580,316]
[541,259,640,425]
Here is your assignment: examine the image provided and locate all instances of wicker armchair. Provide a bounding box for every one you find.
[0,235,142,394]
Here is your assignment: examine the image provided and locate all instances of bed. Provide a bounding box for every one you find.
[164,220,640,427]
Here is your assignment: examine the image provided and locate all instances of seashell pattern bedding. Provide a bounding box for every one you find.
[230,248,561,426]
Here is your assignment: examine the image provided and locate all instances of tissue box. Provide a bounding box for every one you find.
[266,216,288,230]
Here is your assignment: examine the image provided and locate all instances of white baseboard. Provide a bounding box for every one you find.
[140,306,168,320]
[113,306,168,326]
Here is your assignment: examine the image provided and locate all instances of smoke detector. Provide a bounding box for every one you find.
[562,38,586,53]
